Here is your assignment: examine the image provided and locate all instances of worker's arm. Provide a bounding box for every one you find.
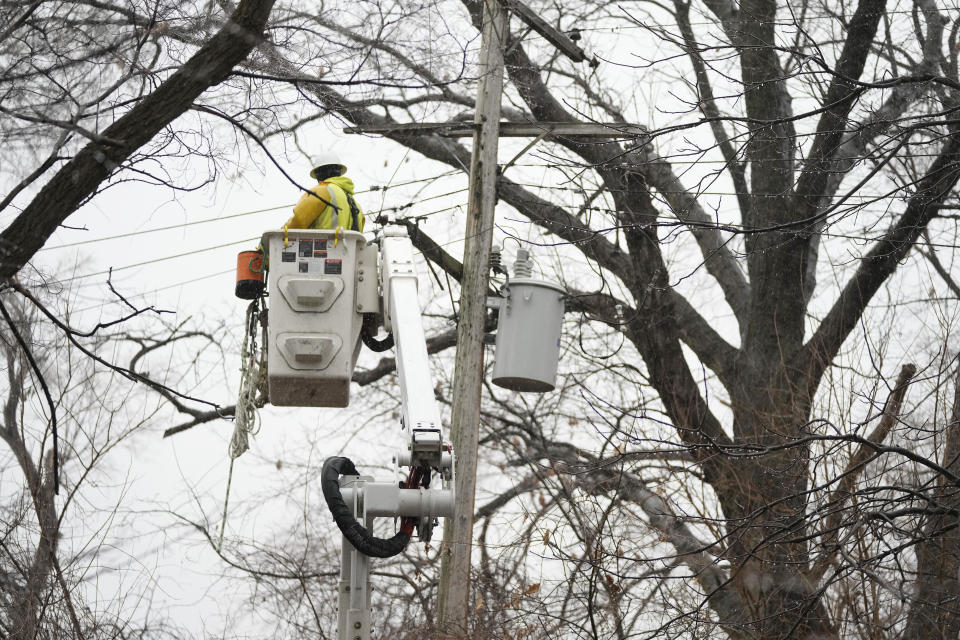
[286,186,327,229]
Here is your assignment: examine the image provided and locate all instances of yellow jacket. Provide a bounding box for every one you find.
[286,176,365,232]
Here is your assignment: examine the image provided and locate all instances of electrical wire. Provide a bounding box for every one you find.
[507,153,960,167]
[367,187,468,218]
[37,171,463,253]
[570,8,960,31]
[40,189,467,291]
[36,178,945,298]
[361,170,461,193]
[64,224,471,313]
[38,207,287,252]
[504,180,936,202]
[56,237,259,284]
[71,269,235,314]
[40,184,946,293]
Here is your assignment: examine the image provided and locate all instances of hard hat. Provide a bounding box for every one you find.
[309,152,347,179]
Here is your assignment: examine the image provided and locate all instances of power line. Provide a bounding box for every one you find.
[497,205,960,251]
[56,210,469,290]
[72,268,236,313]
[69,223,474,305]
[48,210,955,316]
[57,237,259,284]
[573,8,960,31]
[39,207,287,252]
[43,190,944,289]
[367,188,469,218]
[506,180,916,201]
[509,153,960,167]
[363,170,462,193]
[48,204,470,290]
[39,172,464,252]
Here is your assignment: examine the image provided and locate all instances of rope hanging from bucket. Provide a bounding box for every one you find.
[218,298,267,551]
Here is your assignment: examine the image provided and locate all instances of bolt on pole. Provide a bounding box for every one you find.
[436,0,506,634]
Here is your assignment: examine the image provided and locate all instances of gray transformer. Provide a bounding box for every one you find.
[491,277,565,392]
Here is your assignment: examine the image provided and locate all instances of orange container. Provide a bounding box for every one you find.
[235,250,265,299]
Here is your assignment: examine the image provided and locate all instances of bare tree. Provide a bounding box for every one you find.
[210,0,960,637]
[17,0,960,637]
[0,285,203,640]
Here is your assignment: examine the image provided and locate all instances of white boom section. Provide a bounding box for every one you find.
[338,476,372,640]
[379,228,444,466]
[330,227,456,640]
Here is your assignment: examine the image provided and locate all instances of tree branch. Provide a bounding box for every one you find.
[526,440,747,632]
[0,0,277,277]
[801,130,960,395]
[808,363,916,583]
[794,0,887,226]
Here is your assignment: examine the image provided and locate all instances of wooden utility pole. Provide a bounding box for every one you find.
[436,0,507,633]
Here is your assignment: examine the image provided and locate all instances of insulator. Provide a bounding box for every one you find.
[490,245,503,275]
[513,248,533,278]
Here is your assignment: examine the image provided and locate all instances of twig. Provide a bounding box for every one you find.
[8,280,222,412]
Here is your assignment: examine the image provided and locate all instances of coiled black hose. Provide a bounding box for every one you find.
[360,313,395,352]
[321,457,410,558]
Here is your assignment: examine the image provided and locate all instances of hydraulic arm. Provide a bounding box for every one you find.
[380,227,446,469]
[257,225,454,640]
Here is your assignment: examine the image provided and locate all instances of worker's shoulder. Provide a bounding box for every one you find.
[293,185,328,217]
[296,183,327,201]
[322,176,357,196]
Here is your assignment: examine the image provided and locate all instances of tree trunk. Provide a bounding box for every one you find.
[724,377,835,639]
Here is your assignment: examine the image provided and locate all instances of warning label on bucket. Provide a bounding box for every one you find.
[324,259,342,274]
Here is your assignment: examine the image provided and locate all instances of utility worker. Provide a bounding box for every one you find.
[239,154,365,298]
[285,153,365,235]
